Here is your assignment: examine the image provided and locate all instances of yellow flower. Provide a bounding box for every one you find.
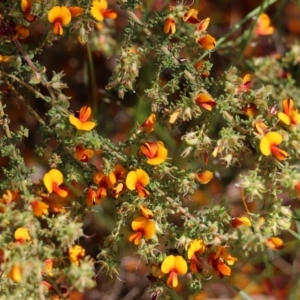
[8,265,22,282]
[195,93,216,111]
[193,171,213,184]
[90,0,117,21]
[197,18,210,31]
[126,169,150,198]
[164,16,176,34]
[31,200,49,216]
[69,106,96,131]
[231,216,252,228]
[128,216,155,245]
[14,227,31,243]
[266,237,283,250]
[68,245,85,265]
[278,98,300,126]
[255,13,274,36]
[74,145,94,162]
[140,206,153,219]
[140,141,168,165]
[183,9,199,24]
[198,34,216,50]
[139,113,156,133]
[161,255,187,288]
[48,6,72,35]
[43,169,68,198]
[259,132,288,161]
[21,0,35,22]
[187,239,206,273]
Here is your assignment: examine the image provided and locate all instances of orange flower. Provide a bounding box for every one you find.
[187,239,206,273]
[90,0,117,21]
[0,189,19,205]
[207,246,237,277]
[232,216,252,228]
[86,187,100,206]
[21,0,35,22]
[139,113,156,133]
[48,6,72,35]
[41,193,68,213]
[183,9,199,24]
[198,34,216,50]
[93,171,116,200]
[266,237,283,250]
[31,200,49,216]
[129,216,155,245]
[193,171,213,184]
[8,265,22,282]
[69,106,96,131]
[197,18,210,31]
[111,165,127,198]
[43,169,68,198]
[14,227,31,243]
[237,74,252,93]
[126,169,150,198]
[161,255,187,288]
[278,98,300,126]
[74,145,94,162]
[68,245,85,265]
[43,259,54,276]
[243,103,257,117]
[195,93,216,111]
[295,182,300,197]
[259,132,288,161]
[140,141,168,165]
[255,13,274,36]
[68,6,84,17]
[140,206,153,219]
[164,16,176,34]
[14,25,30,40]
[254,120,268,135]
[194,60,209,78]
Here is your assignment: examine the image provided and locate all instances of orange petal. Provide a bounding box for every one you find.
[79,106,91,122]
[195,171,213,184]
[198,34,216,50]
[217,261,231,276]
[232,216,251,227]
[68,6,84,17]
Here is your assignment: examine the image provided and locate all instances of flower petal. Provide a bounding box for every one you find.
[135,169,149,186]
[48,6,61,23]
[278,112,291,125]
[69,115,82,129]
[259,136,271,156]
[161,255,175,274]
[79,106,91,122]
[143,220,155,239]
[43,173,53,193]
[174,256,188,274]
[48,169,64,185]
[126,171,138,190]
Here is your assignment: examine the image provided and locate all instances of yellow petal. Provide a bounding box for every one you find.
[174,256,188,274]
[135,169,149,186]
[59,6,72,24]
[69,115,82,129]
[14,227,31,242]
[48,6,61,23]
[161,255,175,273]
[126,171,138,190]
[259,136,271,156]
[80,121,96,131]
[265,132,282,145]
[143,220,155,239]
[43,173,53,193]
[278,112,291,125]
[8,265,22,282]
[147,145,168,165]
[195,171,213,184]
[48,169,64,186]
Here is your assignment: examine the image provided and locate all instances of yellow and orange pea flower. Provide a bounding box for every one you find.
[68,245,85,265]
[43,169,68,198]
[43,259,54,276]
[13,25,30,40]
[255,13,274,36]
[8,265,22,282]
[278,98,300,126]
[48,6,71,36]
[237,74,252,94]
[74,145,94,162]
[187,239,206,273]
[198,34,216,50]
[164,16,176,34]
[259,132,288,161]
[31,200,49,216]
[161,255,187,288]
[140,205,153,219]
[68,6,84,17]
[194,60,210,78]
[183,9,199,24]
[207,246,237,278]
[140,141,168,165]
[111,165,127,198]
[126,169,150,198]
[21,0,35,22]
[231,216,252,228]
[197,18,210,32]
[90,0,117,22]
[0,189,19,207]
[243,103,258,118]
[195,93,216,111]
[92,171,116,201]
[40,192,69,214]
[254,120,268,135]
[14,227,31,243]
[192,170,214,184]
[129,216,155,245]
[139,113,156,133]
[69,106,96,131]
[266,237,283,250]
